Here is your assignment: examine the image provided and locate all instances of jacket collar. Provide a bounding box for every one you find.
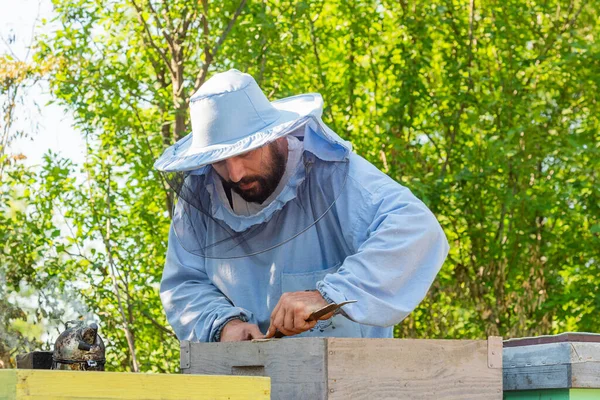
[188,117,351,232]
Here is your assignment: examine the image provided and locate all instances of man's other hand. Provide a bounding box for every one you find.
[265,291,330,338]
[219,319,264,342]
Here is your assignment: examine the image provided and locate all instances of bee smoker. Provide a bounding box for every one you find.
[51,320,106,371]
[16,320,106,371]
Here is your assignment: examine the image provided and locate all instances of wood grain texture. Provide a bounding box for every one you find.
[567,343,600,388]
[0,370,270,400]
[504,333,600,348]
[0,371,17,400]
[183,338,328,400]
[570,362,600,388]
[503,342,572,369]
[504,365,571,391]
[326,338,502,400]
[504,341,600,390]
[503,342,571,390]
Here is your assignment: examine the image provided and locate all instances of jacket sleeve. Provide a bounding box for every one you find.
[316,177,449,327]
[160,225,254,342]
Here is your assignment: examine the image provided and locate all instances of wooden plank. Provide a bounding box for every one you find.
[503,342,572,369]
[0,370,17,400]
[489,336,503,368]
[0,370,270,400]
[504,333,600,348]
[504,365,571,391]
[504,341,600,390]
[567,343,600,388]
[571,362,600,388]
[184,338,327,400]
[180,341,190,369]
[326,338,502,400]
[504,342,572,391]
[567,342,600,365]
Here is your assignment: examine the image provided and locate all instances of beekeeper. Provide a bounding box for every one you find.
[155,69,449,342]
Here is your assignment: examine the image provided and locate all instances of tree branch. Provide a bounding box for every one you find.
[309,16,335,124]
[178,5,198,42]
[141,310,176,338]
[161,0,175,33]
[129,0,174,76]
[84,154,140,372]
[104,166,140,372]
[194,0,212,91]
[194,0,248,90]
[146,0,176,54]
[121,96,173,217]
[522,0,587,88]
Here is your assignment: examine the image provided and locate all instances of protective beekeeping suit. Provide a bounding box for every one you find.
[155,69,449,342]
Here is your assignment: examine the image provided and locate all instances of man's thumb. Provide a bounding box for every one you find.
[250,324,266,339]
[264,325,275,339]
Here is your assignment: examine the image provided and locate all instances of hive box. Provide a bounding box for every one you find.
[181,337,503,400]
[503,332,600,400]
[0,369,270,400]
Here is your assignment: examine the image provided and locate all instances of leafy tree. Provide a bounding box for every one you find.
[0,54,67,367]
[31,0,260,372]
[1,0,596,372]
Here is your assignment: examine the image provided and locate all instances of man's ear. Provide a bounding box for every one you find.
[275,136,288,154]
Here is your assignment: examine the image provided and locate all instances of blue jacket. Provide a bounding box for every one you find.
[160,119,449,342]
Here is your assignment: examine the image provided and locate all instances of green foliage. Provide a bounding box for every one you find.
[0,55,66,367]
[1,0,598,371]
[0,155,72,367]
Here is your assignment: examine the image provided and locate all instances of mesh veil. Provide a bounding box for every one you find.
[162,128,349,259]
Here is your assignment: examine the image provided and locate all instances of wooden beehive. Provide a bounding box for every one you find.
[0,369,270,400]
[181,337,503,400]
[503,332,600,400]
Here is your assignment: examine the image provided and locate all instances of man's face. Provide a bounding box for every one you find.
[212,139,287,204]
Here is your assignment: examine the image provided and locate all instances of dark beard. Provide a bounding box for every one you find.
[224,142,287,204]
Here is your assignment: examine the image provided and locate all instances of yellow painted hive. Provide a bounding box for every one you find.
[0,369,270,400]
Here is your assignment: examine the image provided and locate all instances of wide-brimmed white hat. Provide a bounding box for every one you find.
[154,69,324,172]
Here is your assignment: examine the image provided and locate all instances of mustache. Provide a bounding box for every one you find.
[224,176,264,191]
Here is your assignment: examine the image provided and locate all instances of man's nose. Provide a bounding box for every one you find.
[225,158,246,183]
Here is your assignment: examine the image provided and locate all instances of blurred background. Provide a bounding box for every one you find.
[1,0,598,372]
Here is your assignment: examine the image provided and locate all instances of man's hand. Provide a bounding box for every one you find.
[265,291,331,338]
[219,319,264,342]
